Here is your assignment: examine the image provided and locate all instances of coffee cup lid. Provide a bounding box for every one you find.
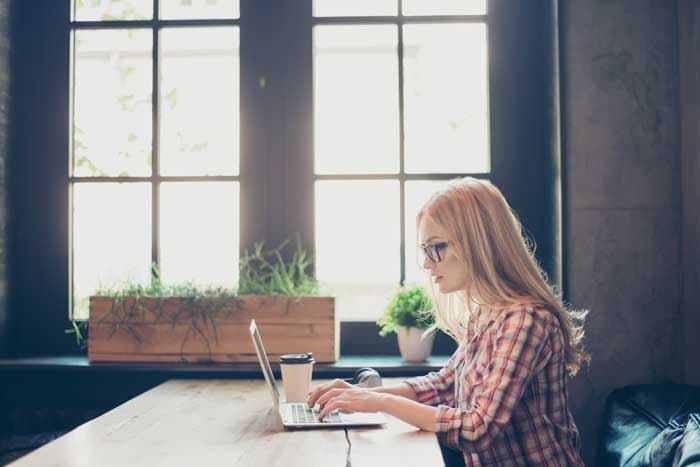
[279,353,315,364]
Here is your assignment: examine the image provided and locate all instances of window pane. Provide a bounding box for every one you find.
[160,27,239,176]
[315,180,399,281]
[313,0,397,17]
[403,24,489,174]
[404,180,448,283]
[160,0,239,20]
[320,282,396,322]
[316,180,399,321]
[73,29,152,177]
[314,26,399,174]
[73,183,152,319]
[73,0,153,21]
[402,0,486,16]
[160,182,239,287]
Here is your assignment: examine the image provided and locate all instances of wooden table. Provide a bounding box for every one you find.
[8,378,443,466]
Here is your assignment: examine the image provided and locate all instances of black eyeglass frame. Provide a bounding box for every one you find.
[418,241,449,264]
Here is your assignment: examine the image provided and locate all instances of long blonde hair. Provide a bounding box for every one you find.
[418,177,589,376]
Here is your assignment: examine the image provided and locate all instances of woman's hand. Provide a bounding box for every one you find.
[307,378,353,408]
[315,387,387,419]
[308,379,438,431]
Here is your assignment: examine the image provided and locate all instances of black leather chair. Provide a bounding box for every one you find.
[440,442,466,467]
[597,383,700,466]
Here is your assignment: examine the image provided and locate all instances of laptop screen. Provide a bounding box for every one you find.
[249,320,281,408]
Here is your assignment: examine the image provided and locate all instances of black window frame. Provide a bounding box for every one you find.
[68,4,243,320]
[7,0,561,357]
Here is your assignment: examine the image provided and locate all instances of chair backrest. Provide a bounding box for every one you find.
[597,383,700,467]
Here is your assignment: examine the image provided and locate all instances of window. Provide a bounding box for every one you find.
[70,0,241,319]
[68,0,491,323]
[312,1,490,320]
[9,0,560,355]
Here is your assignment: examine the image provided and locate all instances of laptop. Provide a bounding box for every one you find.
[249,319,386,428]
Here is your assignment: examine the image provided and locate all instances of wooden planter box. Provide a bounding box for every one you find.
[88,295,337,363]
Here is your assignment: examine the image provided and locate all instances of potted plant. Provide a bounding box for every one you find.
[377,285,435,362]
[83,238,338,363]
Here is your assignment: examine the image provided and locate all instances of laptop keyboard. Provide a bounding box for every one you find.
[291,404,342,424]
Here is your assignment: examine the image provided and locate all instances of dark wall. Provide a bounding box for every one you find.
[679,0,700,388]
[561,0,685,464]
[7,1,71,357]
[0,0,9,357]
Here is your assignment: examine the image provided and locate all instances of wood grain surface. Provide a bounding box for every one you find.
[8,378,442,467]
[88,296,338,363]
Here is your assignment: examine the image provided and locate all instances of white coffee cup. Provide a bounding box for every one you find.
[279,353,315,403]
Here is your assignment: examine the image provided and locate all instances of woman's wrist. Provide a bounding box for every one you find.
[378,393,439,432]
[368,382,418,401]
[378,393,397,412]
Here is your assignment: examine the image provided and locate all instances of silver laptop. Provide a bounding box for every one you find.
[249,319,386,428]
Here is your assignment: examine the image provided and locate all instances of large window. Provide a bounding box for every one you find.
[70,0,241,318]
[312,1,490,320]
[68,0,491,322]
[9,0,560,355]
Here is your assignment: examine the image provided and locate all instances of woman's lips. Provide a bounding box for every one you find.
[433,276,443,283]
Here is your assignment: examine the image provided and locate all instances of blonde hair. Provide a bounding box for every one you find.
[417,177,589,376]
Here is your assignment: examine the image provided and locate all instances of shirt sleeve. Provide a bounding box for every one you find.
[402,345,463,407]
[435,308,551,452]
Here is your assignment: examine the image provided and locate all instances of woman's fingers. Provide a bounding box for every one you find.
[319,399,349,419]
[315,388,344,409]
[307,383,334,407]
[317,389,382,418]
[307,388,328,408]
[307,385,323,407]
[307,379,348,407]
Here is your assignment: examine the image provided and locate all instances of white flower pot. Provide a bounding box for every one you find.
[397,326,435,363]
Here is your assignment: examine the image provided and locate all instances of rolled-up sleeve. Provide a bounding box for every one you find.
[435,309,550,452]
[403,346,462,407]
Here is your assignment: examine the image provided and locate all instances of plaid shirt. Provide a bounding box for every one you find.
[405,306,584,466]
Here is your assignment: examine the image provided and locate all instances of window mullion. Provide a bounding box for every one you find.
[239,0,283,256]
[151,4,160,280]
[398,7,406,285]
[268,0,314,263]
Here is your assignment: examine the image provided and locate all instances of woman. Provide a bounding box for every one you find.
[307,177,588,466]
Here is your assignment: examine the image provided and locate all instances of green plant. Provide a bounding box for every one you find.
[376,285,435,337]
[66,237,319,353]
[65,320,88,350]
[94,263,239,298]
[66,263,240,355]
[238,236,319,296]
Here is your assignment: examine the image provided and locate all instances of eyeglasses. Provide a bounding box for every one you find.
[417,241,448,265]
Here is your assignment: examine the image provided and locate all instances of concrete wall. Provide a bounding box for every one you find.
[679,0,700,389]
[0,0,9,356]
[561,0,685,464]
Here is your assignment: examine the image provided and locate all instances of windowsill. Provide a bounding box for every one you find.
[0,355,449,378]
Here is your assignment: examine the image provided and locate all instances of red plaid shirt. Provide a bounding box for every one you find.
[405,306,584,466]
